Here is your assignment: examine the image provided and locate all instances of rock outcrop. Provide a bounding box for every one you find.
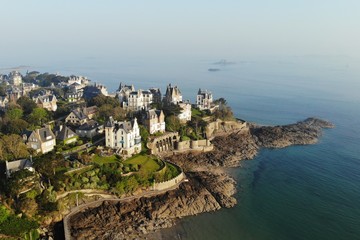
[250,117,335,148]
[67,117,333,239]
[69,172,235,240]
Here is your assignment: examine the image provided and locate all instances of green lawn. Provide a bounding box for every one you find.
[92,155,119,165]
[191,108,203,117]
[124,154,161,173]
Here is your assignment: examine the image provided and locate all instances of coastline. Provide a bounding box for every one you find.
[66,117,334,239]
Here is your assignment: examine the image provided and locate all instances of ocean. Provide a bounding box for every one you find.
[2,55,360,240]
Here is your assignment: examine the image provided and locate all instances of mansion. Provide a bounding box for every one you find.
[105,117,142,156]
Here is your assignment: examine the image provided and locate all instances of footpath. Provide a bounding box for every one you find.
[63,177,186,240]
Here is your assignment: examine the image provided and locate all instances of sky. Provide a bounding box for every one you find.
[1,0,360,65]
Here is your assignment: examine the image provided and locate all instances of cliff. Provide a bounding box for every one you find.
[67,117,333,239]
[69,172,236,240]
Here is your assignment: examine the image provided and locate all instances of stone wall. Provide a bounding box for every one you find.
[147,132,180,154]
[153,172,185,191]
[206,119,247,137]
[177,140,191,151]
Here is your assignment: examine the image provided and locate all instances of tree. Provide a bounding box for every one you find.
[139,125,149,144]
[5,107,23,120]
[0,134,30,161]
[165,115,181,132]
[17,96,37,115]
[27,107,49,126]
[5,119,29,135]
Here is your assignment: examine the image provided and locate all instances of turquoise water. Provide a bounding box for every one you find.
[2,56,360,240]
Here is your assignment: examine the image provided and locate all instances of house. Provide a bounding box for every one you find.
[32,91,58,111]
[65,87,83,102]
[196,89,213,110]
[116,83,135,107]
[178,102,192,123]
[127,89,153,111]
[8,71,22,86]
[82,83,108,100]
[54,125,78,144]
[76,120,102,138]
[24,126,56,154]
[145,109,165,134]
[65,106,98,125]
[67,75,90,87]
[149,88,162,105]
[5,159,34,178]
[164,84,182,105]
[105,116,141,156]
[0,96,9,109]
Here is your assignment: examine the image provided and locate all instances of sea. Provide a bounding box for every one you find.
[1,55,360,240]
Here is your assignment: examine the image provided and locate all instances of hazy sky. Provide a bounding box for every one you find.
[1,0,360,63]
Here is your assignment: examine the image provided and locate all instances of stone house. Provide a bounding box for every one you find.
[76,120,102,138]
[145,109,165,134]
[105,116,141,156]
[116,83,135,107]
[8,71,22,86]
[149,88,162,105]
[65,106,98,125]
[24,126,56,154]
[54,125,78,144]
[32,91,58,111]
[5,159,34,178]
[164,84,182,105]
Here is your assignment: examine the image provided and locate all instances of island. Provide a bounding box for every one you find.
[0,71,334,239]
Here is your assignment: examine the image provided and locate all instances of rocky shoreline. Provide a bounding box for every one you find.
[68,118,334,239]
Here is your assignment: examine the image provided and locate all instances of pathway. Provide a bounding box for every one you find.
[63,177,187,240]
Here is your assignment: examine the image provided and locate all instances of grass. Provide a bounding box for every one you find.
[191,108,203,117]
[124,154,161,173]
[92,155,119,165]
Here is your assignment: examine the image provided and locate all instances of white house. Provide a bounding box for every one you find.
[105,117,141,156]
[127,90,153,111]
[178,102,192,123]
[8,71,22,86]
[196,89,213,110]
[145,109,165,134]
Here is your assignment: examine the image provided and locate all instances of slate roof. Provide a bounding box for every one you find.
[77,120,100,131]
[55,125,77,141]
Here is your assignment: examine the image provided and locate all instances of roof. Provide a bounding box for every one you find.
[6,159,33,172]
[77,120,100,131]
[55,125,77,140]
[72,109,88,120]
[146,109,163,119]
[37,127,55,142]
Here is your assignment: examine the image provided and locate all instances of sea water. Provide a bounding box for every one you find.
[2,55,359,240]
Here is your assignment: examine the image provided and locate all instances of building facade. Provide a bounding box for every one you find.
[178,102,192,123]
[164,84,182,105]
[145,109,165,134]
[127,90,153,111]
[25,126,56,154]
[105,117,141,155]
[8,71,22,86]
[196,89,213,110]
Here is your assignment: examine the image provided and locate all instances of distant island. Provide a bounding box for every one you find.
[208,68,220,72]
[213,59,236,65]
